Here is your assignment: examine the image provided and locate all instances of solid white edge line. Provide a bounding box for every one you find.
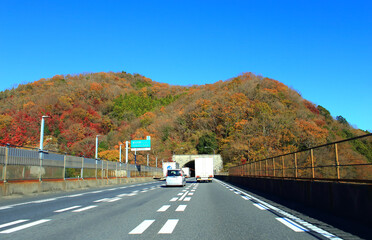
[0,220,28,229]
[253,203,269,210]
[158,219,179,234]
[215,179,341,240]
[0,219,51,234]
[72,205,97,212]
[54,206,81,213]
[157,205,171,212]
[0,206,13,210]
[129,220,155,234]
[276,218,308,232]
[32,198,57,203]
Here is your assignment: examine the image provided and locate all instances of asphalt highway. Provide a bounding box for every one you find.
[0,178,355,239]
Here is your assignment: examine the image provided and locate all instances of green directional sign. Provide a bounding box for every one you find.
[131,139,151,151]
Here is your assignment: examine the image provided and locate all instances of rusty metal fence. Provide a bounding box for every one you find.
[229,133,372,183]
[0,146,162,182]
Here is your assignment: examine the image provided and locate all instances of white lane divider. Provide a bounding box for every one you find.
[178,191,189,201]
[183,197,191,202]
[72,205,97,212]
[175,205,187,212]
[94,198,109,203]
[0,219,51,234]
[177,193,183,196]
[158,219,179,234]
[117,192,137,197]
[170,197,178,202]
[187,193,194,196]
[107,197,121,202]
[276,218,308,232]
[129,220,155,234]
[0,220,28,229]
[54,206,81,213]
[157,205,171,212]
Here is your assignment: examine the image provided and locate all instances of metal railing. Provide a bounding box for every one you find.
[0,145,162,182]
[229,133,372,183]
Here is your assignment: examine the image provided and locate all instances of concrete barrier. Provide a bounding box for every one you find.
[0,177,156,198]
[215,175,372,225]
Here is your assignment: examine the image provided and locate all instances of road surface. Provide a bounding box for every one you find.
[0,178,353,239]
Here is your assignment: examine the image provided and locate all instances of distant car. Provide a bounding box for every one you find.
[166,169,186,187]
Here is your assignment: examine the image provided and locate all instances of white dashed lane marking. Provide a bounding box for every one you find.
[183,197,191,202]
[157,205,171,212]
[170,197,178,202]
[0,220,28,229]
[175,205,187,212]
[178,191,189,201]
[158,219,179,234]
[72,205,97,212]
[54,206,81,213]
[129,220,155,234]
[0,219,51,234]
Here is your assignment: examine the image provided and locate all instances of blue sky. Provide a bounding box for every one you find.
[0,0,371,131]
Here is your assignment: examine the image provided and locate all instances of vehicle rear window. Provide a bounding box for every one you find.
[167,170,182,176]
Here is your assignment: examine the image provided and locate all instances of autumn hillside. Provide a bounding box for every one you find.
[0,72,370,168]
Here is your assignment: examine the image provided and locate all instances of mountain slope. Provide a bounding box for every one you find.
[0,71,369,168]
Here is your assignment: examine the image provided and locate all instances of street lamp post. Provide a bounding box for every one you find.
[39,116,50,181]
[39,116,50,152]
[95,135,100,160]
[204,146,215,155]
[119,143,122,163]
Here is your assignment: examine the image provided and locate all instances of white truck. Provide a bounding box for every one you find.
[182,167,190,178]
[162,162,180,178]
[195,157,214,182]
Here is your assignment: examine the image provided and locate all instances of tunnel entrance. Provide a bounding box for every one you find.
[182,161,195,177]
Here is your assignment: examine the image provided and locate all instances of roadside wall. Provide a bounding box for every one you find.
[0,177,155,198]
[215,176,371,225]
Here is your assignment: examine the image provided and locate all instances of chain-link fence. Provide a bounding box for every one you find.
[0,146,162,182]
[229,133,372,183]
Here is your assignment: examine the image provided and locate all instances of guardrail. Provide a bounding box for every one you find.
[229,133,372,183]
[0,145,162,182]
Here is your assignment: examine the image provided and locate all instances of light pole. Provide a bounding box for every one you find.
[119,143,123,163]
[204,146,215,155]
[39,116,49,181]
[95,135,101,160]
[39,116,50,152]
